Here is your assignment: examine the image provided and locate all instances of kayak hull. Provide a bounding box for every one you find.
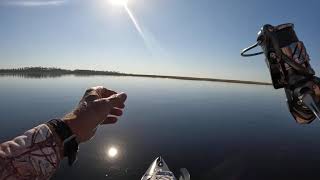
[141,156,176,180]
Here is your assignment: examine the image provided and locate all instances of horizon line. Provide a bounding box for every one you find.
[0,66,272,86]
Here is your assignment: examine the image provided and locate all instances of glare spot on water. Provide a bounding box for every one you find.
[107,146,118,158]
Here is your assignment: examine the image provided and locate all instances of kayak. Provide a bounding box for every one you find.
[141,156,190,180]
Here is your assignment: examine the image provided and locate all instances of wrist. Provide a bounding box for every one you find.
[47,119,79,166]
[62,113,82,144]
[46,123,65,158]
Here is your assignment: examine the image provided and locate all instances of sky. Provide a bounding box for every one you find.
[0,0,319,82]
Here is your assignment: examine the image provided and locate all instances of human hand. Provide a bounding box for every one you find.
[63,86,127,143]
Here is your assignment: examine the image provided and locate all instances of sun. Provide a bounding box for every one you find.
[109,0,128,7]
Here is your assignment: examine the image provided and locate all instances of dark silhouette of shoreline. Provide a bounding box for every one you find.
[0,67,271,85]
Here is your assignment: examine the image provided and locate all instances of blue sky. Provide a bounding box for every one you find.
[0,0,319,81]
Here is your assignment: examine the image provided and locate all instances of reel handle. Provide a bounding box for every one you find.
[241,41,264,57]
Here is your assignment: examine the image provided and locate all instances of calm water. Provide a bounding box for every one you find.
[1,75,320,180]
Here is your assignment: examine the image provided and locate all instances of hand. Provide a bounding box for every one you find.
[63,86,127,143]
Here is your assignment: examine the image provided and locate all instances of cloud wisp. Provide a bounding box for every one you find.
[3,0,66,7]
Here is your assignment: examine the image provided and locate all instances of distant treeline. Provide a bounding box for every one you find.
[0,67,123,78]
[0,67,272,85]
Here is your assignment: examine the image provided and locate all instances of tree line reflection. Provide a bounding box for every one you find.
[0,67,122,79]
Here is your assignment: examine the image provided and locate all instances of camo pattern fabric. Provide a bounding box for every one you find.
[0,124,62,180]
[153,176,176,180]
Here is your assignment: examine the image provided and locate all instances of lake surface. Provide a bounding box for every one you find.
[1,75,320,180]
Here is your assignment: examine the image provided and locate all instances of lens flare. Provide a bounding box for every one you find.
[124,5,145,40]
[107,0,167,59]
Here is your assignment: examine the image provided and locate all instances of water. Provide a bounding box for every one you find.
[1,75,320,180]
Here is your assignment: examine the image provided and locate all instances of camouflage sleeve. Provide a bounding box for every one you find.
[0,124,63,180]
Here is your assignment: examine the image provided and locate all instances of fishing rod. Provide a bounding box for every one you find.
[241,23,320,124]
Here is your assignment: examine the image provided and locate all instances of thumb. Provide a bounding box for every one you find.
[91,93,127,117]
[107,93,127,108]
[90,93,127,126]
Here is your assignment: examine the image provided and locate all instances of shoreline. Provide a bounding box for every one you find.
[0,67,272,86]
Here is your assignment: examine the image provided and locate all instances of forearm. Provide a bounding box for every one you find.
[0,124,63,180]
[0,86,127,179]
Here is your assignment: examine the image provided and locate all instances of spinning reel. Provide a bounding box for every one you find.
[241,23,320,124]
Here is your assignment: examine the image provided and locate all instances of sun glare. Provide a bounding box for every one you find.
[107,147,118,158]
[109,0,128,7]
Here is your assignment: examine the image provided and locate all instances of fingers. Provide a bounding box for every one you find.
[85,86,117,99]
[99,88,117,98]
[83,88,100,103]
[102,116,118,124]
[107,93,127,108]
[101,108,123,124]
[110,108,123,116]
[118,103,125,109]
[84,94,99,103]
[85,88,127,126]
[83,86,122,105]
[92,92,127,112]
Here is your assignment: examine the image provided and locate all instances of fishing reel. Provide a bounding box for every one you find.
[241,23,320,124]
